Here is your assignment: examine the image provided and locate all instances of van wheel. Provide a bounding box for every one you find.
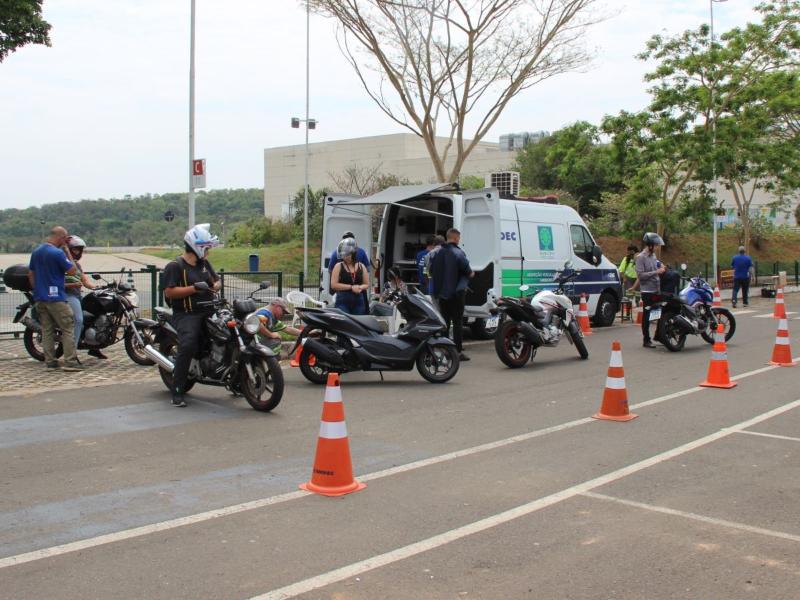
[593,292,617,327]
[470,318,498,340]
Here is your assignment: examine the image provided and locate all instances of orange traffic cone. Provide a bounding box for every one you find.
[577,294,594,335]
[773,288,787,319]
[300,373,366,497]
[712,286,722,308]
[768,318,796,367]
[699,324,737,388]
[593,341,637,422]
[635,299,643,325]
[290,328,316,367]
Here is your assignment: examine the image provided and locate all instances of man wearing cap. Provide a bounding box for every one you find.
[731,246,754,308]
[255,298,302,354]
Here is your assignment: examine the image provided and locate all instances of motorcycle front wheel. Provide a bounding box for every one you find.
[157,339,196,393]
[241,357,284,412]
[658,316,687,352]
[699,307,736,344]
[416,344,460,383]
[567,322,589,360]
[23,328,63,362]
[124,327,156,366]
[494,320,534,368]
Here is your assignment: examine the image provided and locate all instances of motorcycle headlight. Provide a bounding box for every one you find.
[127,292,139,308]
[243,313,261,335]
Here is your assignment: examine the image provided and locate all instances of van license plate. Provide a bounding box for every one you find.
[649,308,661,320]
[485,316,500,329]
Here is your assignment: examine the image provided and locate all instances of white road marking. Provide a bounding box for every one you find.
[731,310,757,315]
[583,492,800,543]
[754,311,797,318]
[735,430,800,443]
[1,356,798,571]
[251,399,800,600]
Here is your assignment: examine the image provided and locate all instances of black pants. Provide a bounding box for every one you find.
[732,277,750,305]
[641,292,657,342]
[438,291,466,352]
[171,311,208,394]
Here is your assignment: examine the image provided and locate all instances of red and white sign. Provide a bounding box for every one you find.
[192,159,206,189]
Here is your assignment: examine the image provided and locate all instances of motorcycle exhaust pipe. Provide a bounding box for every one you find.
[143,344,174,373]
[517,322,544,348]
[670,314,697,335]
[302,337,346,369]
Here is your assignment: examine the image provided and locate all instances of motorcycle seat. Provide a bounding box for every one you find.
[349,315,385,333]
[155,306,173,319]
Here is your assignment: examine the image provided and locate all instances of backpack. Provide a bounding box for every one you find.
[163,256,187,308]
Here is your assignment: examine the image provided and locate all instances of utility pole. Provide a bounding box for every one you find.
[188,0,196,228]
[710,0,728,284]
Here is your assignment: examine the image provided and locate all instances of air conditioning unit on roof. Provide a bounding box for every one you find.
[485,171,520,198]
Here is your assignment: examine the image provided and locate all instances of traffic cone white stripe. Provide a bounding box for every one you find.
[319,420,348,440]
[711,351,728,361]
[324,386,342,403]
[605,376,626,390]
[775,337,790,346]
[715,332,725,343]
[609,351,623,367]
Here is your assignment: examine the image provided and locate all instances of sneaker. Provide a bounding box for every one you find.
[732,302,737,308]
[61,360,85,372]
[458,353,471,361]
[643,340,656,348]
[172,393,187,408]
[88,348,108,359]
[45,361,59,369]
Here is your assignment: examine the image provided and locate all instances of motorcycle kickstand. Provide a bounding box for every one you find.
[379,370,384,382]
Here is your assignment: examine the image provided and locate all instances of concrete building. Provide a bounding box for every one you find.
[263,133,516,218]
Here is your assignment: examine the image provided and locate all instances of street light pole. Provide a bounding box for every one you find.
[710,0,728,285]
[188,0,196,229]
[304,0,310,280]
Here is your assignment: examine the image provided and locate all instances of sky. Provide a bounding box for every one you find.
[0,0,761,211]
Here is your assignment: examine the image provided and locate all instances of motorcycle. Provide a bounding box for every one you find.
[493,262,589,368]
[12,270,156,365]
[650,272,736,352]
[291,287,460,384]
[145,281,284,412]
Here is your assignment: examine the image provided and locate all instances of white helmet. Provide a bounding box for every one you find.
[67,235,87,249]
[337,237,357,260]
[184,223,220,257]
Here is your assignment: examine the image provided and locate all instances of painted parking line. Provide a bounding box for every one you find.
[251,398,800,600]
[735,430,800,443]
[754,311,797,318]
[731,309,757,315]
[583,492,800,543]
[2,355,797,571]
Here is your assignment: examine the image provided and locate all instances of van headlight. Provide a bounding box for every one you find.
[243,313,261,335]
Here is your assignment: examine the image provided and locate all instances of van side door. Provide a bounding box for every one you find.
[458,189,501,309]
[321,195,373,304]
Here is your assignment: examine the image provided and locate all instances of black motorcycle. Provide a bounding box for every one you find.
[145,281,284,412]
[493,265,588,368]
[292,288,460,384]
[11,270,156,365]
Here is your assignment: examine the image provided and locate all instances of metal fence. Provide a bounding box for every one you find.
[0,267,322,337]
[678,261,800,288]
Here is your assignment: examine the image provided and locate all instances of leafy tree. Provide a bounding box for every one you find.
[0,0,52,62]
[458,174,485,190]
[289,186,329,245]
[309,0,600,181]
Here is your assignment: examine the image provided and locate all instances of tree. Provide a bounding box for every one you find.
[289,186,329,244]
[0,0,52,62]
[309,0,600,182]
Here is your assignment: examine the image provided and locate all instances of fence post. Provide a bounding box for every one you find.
[773,261,779,275]
[145,266,157,311]
[277,272,283,297]
[795,261,799,286]
[299,271,304,293]
[219,269,225,298]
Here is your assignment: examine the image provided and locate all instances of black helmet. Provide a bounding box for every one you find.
[642,232,664,247]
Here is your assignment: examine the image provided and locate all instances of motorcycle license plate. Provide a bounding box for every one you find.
[649,307,662,320]
[485,316,500,329]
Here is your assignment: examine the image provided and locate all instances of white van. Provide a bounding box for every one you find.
[320,183,622,338]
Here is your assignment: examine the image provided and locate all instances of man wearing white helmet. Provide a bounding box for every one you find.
[162,224,221,407]
[64,235,101,358]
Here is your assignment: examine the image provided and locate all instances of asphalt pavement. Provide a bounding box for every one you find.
[0,296,798,599]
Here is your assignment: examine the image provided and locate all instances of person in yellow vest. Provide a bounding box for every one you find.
[618,244,640,293]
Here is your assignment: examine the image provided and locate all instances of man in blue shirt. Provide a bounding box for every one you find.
[429,228,474,361]
[415,236,435,290]
[28,226,83,371]
[731,245,754,308]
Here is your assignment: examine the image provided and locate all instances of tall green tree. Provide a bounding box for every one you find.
[0,0,52,62]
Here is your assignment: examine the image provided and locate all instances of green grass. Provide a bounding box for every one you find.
[141,240,323,274]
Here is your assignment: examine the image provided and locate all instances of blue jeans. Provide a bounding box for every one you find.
[65,294,83,345]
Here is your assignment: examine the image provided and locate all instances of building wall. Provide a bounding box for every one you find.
[263,133,515,218]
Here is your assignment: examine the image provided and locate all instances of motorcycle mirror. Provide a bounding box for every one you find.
[259,281,271,290]
[680,263,687,271]
[91,273,102,280]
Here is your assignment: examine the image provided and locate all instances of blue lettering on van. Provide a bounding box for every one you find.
[500,231,517,241]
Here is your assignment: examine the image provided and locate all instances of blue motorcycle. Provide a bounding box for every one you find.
[679,274,736,344]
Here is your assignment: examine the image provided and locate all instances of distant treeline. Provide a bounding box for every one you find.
[0,189,264,252]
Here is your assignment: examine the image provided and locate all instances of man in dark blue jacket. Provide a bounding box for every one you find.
[429,228,474,361]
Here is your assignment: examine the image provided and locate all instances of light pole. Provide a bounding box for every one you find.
[188,0,197,228]
[291,1,315,279]
[220,221,225,246]
[710,0,728,285]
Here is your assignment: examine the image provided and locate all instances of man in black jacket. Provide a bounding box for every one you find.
[429,228,474,361]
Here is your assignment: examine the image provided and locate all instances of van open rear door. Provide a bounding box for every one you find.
[321,194,372,303]
[458,189,501,315]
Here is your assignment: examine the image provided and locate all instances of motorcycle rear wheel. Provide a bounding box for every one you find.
[416,344,460,383]
[157,339,196,393]
[124,327,156,366]
[658,317,687,352]
[23,328,63,362]
[298,336,339,385]
[241,357,284,412]
[494,320,533,368]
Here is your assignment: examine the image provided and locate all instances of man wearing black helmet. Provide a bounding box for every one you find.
[635,232,666,348]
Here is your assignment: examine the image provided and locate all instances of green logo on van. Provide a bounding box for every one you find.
[538,226,554,252]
